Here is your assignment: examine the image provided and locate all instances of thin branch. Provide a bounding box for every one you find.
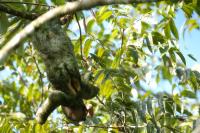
[90,9,96,20]
[75,13,84,60]
[85,124,147,129]
[28,43,44,103]
[163,125,181,132]
[96,95,105,106]
[83,15,87,33]
[121,28,125,49]
[0,0,161,64]
[16,69,27,86]
[0,1,54,8]
[33,56,44,103]
[0,4,38,20]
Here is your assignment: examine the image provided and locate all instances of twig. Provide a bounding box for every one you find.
[122,92,127,132]
[90,9,96,20]
[32,56,44,103]
[0,1,54,8]
[16,68,27,86]
[163,125,181,132]
[75,13,83,57]
[96,95,105,106]
[85,124,147,129]
[83,15,87,33]
[0,4,38,20]
[28,43,44,103]
[121,28,125,49]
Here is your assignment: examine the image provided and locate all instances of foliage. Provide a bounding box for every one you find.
[0,0,200,132]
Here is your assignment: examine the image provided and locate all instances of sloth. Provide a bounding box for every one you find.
[32,19,99,124]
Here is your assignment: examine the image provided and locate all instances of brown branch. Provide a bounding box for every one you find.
[85,124,147,129]
[0,1,53,8]
[33,55,44,103]
[96,96,105,106]
[0,4,38,20]
[0,0,161,64]
[90,9,96,20]
[83,15,87,33]
[121,28,125,49]
[75,13,84,60]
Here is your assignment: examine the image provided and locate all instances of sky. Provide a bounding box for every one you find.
[176,11,200,68]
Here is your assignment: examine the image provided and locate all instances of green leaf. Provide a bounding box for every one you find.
[97,47,105,57]
[164,22,171,39]
[176,51,186,65]
[90,53,105,67]
[165,100,174,115]
[119,18,128,28]
[182,4,194,18]
[152,32,165,44]
[189,71,198,91]
[188,54,197,61]
[145,36,153,53]
[0,19,22,46]
[127,46,138,64]
[176,68,184,79]
[141,21,150,32]
[169,48,176,62]
[147,99,154,117]
[169,19,179,40]
[87,19,95,32]
[100,79,114,98]
[78,125,84,133]
[52,0,65,5]
[111,49,122,68]
[147,124,154,133]
[136,101,147,123]
[6,0,25,11]
[98,6,108,16]
[98,11,112,23]
[158,98,165,113]
[84,39,92,57]
[0,13,9,35]
[181,90,196,98]
[0,117,12,133]
[0,65,5,71]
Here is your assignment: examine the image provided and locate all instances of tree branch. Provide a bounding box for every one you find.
[75,13,84,60]
[0,4,38,20]
[0,0,160,64]
[85,124,147,129]
[0,1,53,8]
